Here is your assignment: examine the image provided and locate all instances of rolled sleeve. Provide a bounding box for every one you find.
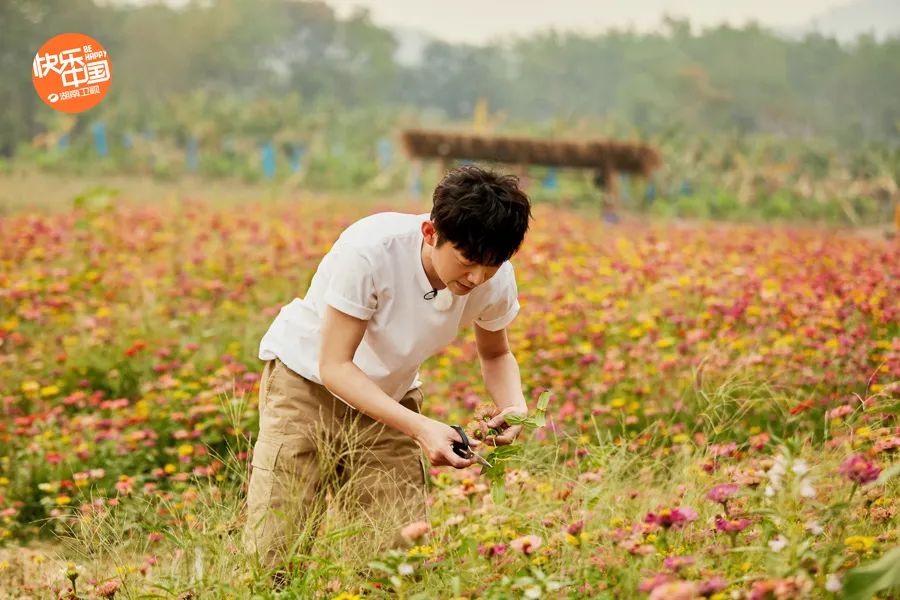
[475,264,520,331]
[323,248,377,320]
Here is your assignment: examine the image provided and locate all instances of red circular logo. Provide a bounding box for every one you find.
[32,33,112,113]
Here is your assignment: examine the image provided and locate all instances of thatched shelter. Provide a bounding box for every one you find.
[400,129,661,180]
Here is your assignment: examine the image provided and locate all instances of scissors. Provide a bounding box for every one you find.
[451,425,493,468]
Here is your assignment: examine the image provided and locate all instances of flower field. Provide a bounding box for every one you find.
[0,196,897,599]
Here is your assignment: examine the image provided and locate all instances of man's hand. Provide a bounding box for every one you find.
[413,418,480,469]
[480,406,527,446]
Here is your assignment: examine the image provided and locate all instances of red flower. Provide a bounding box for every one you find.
[124,340,148,357]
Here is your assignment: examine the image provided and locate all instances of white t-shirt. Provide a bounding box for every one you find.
[258,211,520,402]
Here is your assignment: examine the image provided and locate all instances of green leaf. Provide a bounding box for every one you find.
[367,560,394,575]
[842,546,900,600]
[536,390,551,411]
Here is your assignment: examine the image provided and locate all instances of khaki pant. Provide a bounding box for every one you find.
[243,358,428,571]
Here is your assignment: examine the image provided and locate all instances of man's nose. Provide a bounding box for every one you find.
[468,268,486,286]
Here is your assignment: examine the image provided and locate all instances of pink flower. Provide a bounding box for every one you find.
[566,520,584,536]
[400,520,431,543]
[839,454,881,485]
[748,576,813,599]
[827,405,853,420]
[96,580,120,599]
[706,483,739,504]
[663,555,696,571]
[709,442,738,458]
[644,507,698,529]
[639,573,672,592]
[697,576,728,597]
[715,516,751,534]
[510,534,543,555]
[649,580,699,600]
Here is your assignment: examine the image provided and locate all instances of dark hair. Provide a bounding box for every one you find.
[431,165,532,267]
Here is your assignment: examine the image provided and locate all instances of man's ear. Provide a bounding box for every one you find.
[421,220,438,246]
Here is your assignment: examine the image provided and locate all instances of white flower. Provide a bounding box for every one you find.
[825,574,841,592]
[445,514,464,527]
[768,535,788,552]
[792,459,809,476]
[805,520,823,535]
[799,480,816,498]
[524,585,542,599]
[771,453,788,475]
[764,485,776,497]
[397,562,415,576]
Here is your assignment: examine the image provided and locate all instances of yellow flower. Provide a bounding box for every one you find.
[845,536,876,552]
[610,398,626,409]
[565,533,580,546]
[656,337,675,349]
[672,433,689,444]
[164,463,177,474]
[332,594,361,600]
[177,444,194,456]
[40,385,60,397]
[55,495,72,505]
[21,381,39,394]
[407,545,433,557]
[0,561,9,570]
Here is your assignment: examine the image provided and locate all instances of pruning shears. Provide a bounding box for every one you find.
[451,425,493,468]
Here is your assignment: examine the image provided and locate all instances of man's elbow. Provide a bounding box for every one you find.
[480,349,513,363]
[318,360,344,391]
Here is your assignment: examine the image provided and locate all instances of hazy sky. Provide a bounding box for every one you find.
[325,0,847,43]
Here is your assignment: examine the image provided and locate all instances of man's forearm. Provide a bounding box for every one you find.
[320,362,429,439]
[480,351,528,411]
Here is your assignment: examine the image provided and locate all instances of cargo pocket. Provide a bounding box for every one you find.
[247,438,282,513]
